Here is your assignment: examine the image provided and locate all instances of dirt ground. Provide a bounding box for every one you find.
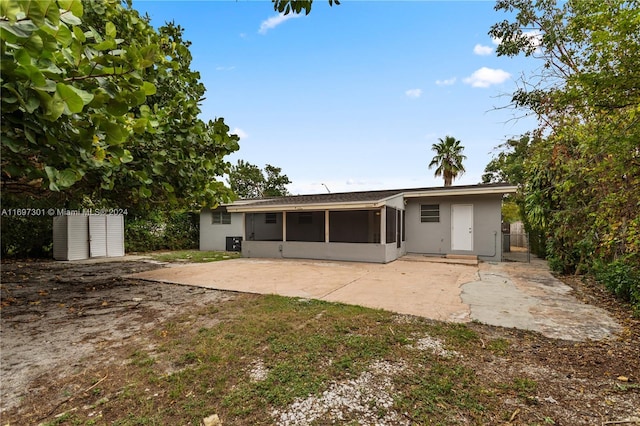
[1,259,639,425]
[0,259,235,420]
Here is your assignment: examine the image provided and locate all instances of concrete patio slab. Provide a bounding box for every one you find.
[130,258,473,322]
[129,256,621,341]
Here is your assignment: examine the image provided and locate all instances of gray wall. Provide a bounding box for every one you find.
[200,208,244,251]
[242,240,396,263]
[404,195,502,261]
[385,194,407,260]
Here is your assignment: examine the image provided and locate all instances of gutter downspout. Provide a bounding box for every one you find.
[478,231,498,259]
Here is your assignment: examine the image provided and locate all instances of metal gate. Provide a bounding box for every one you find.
[501,221,530,262]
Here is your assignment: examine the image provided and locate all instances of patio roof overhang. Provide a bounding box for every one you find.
[226,199,389,213]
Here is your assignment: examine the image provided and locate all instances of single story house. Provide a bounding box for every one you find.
[200,182,517,263]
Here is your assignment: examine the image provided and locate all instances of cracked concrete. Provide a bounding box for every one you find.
[130,256,621,341]
[461,258,621,341]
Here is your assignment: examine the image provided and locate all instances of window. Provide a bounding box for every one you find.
[402,210,406,241]
[420,204,439,223]
[212,211,231,224]
[396,209,401,248]
[386,206,396,243]
[265,213,277,224]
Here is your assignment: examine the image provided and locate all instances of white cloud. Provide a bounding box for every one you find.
[523,30,543,53]
[435,77,456,86]
[258,13,302,35]
[491,31,542,53]
[405,88,422,98]
[215,65,236,71]
[473,44,493,56]
[463,67,511,88]
[232,127,248,139]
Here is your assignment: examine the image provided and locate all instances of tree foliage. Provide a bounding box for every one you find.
[272,0,340,15]
[482,134,532,186]
[228,160,291,199]
[1,0,238,211]
[489,0,639,309]
[428,136,466,187]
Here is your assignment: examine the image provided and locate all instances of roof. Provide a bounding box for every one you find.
[225,183,517,213]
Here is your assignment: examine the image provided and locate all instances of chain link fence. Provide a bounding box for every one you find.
[502,221,530,262]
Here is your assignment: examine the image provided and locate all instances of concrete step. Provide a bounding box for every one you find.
[401,254,479,266]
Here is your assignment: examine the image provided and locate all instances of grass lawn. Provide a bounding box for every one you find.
[5,260,637,426]
[38,295,544,425]
[148,250,242,263]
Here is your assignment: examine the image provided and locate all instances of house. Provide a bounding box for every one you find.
[200,183,517,263]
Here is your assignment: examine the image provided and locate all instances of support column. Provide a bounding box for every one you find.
[380,207,386,244]
[282,211,287,241]
[241,213,246,240]
[325,210,330,243]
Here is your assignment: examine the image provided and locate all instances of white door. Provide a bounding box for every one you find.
[89,215,107,258]
[451,204,473,251]
[106,215,125,257]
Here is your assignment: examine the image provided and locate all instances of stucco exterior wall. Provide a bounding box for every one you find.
[242,241,398,263]
[199,208,244,251]
[385,194,407,261]
[404,195,503,261]
[385,194,405,210]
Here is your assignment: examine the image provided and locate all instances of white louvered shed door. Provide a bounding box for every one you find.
[89,215,107,258]
[106,215,125,257]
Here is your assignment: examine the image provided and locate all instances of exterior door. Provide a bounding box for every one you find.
[451,204,473,251]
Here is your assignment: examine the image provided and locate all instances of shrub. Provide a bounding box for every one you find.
[1,214,53,258]
[594,257,640,313]
[125,212,198,252]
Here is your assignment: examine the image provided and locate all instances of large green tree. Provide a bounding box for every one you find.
[228,160,291,199]
[482,134,532,186]
[428,136,466,187]
[490,0,639,307]
[1,0,238,211]
[272,0,339,15]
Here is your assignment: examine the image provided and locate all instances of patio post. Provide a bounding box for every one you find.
[282,211,287,241]
[325,210,330,243]
[380,207,386,244]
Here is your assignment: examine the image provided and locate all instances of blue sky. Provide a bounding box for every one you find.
[133,1,538,195]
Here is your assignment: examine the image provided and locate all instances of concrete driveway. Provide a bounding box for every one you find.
[130,256,620,342]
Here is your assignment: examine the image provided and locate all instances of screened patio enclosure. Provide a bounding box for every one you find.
[227,191,407,263]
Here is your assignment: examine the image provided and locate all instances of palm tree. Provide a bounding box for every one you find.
[428,136,467,186]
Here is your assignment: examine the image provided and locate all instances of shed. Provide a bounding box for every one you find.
[53,214,125,261]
